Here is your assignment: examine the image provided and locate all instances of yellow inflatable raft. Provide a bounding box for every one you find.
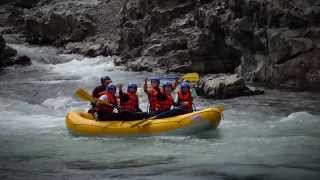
[65,107,223,136]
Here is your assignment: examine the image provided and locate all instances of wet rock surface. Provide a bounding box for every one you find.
[1,0,319,91]
[197,74,264,99]
[0,34,31,67]
[0,0,124,57]
[119,0,320,90]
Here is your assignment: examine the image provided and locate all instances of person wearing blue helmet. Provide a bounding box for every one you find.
[96,83,119,120]
[176,81,193,113]
[119,83,140,112]
[144,76,179,113]
[117,83,150,120]
[155,81,174,113]
[144,76,161,113]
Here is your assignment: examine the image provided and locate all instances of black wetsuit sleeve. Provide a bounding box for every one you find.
[92,86,104,98]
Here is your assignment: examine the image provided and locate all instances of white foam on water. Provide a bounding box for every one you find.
[279,111,315,122]
[42,96,78,110]
[48,55,116,79]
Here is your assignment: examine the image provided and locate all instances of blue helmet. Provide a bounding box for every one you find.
[162,81,172,88]
[180,82,190,89]
[107,83,116,92]
[150,76,160,84]
[128,83,138,90]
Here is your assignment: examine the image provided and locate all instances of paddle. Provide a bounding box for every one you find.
[181,72,199,83]
[162,72,200,83]
[74,88,116,108]
[130,111,170,128]
[130,107,183,127]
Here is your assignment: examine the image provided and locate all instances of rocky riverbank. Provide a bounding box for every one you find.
[0,0,123,57]
[118,0,320,90]
[0,0,319,94]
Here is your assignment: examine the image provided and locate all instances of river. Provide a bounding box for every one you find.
[0,44,320,180]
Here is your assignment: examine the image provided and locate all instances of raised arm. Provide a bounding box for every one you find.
[172,77,180,91]
[144,77,149,94]
[118,83,123,95]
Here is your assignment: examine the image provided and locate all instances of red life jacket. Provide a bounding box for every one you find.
[120,92,138,112]
[156,94,173,112]
[178,90,193,112]
[96,91,118,113]
[148,87,160,112]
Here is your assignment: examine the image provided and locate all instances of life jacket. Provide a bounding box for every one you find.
[177,90,193,112]
[96,91,118,113]
[120,92,138,112]
[148,87,160,112]
[156,94,173,112]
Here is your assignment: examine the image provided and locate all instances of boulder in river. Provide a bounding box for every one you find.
[1,34,17,67]
[197,74,264,99]
[1,34,31,67]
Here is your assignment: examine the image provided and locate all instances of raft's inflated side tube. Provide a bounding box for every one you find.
[65,107,223,136]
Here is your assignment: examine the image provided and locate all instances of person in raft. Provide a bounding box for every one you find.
[88,76,112,113]
[144,76,179,113]
[175,81,194,113]
[118,83,149,120]
[93,76,112,98]
[95,83,119,120]
[151,81,184,118]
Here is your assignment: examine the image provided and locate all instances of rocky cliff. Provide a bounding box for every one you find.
[0,0,123,56]
[118,0,320,90]
[1,0,319,90]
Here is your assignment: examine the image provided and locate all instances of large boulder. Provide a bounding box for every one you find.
[197,73,264,99]
[14,0,40,8]
[1,34,31,67]
[0,34,17,66]
[24,8,96,45]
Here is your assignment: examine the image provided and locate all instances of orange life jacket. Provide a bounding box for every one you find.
[156,94,173,112]
[96,91,118,113]
[120,92,138,112]
[148,87,160,112]
[177,90,193,112]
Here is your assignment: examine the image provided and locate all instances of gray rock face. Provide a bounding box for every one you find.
[1,34,16,67]
[119,0,241,73]
[1,34,31,67]
[1,0,124,57]
[197,74,264,99]
[24,1,96,45]
[119,0,320,90]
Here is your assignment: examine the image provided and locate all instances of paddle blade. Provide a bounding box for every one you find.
[75,88,96,103]
[182,73,199,83]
